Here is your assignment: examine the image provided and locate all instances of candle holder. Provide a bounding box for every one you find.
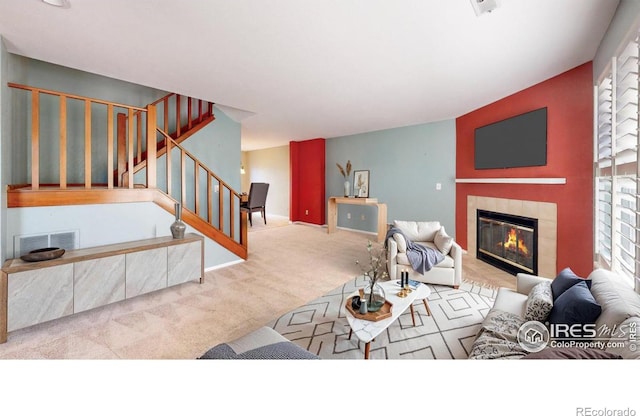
[397,287,408,298]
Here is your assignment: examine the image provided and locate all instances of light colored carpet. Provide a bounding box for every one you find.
[0,220,513,359]
[0,222,376,358]
[270,276,496,359]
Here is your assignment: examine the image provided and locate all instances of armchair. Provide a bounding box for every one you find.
[387,220,462,288]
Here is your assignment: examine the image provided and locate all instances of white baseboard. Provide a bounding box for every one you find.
[266,213,291,222]
[205,259,244,272]
[291,221,326,228]
[292,223,377,238]
[290,221,380,236]
[336,226,378,237]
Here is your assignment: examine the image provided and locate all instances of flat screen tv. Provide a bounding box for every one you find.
[474,107,547,169]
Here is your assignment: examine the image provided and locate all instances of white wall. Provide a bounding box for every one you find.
[245,145,290,218]
[594,0,640,78]
[6,202,240,269]
[241,151,250,193]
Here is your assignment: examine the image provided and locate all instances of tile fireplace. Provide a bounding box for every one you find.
[466,196,557,278]
[476,210,538,275]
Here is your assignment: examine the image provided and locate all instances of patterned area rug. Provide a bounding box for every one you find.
[269,276,497,359]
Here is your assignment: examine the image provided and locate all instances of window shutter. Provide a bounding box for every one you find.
[613,35,639,286]
[596,72,613,267]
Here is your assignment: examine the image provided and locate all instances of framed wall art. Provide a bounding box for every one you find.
[353,170,370,198]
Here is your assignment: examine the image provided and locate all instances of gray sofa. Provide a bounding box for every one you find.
[469,268,640,359]
[199,326,318,359]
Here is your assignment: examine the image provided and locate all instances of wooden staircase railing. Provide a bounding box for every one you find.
[116,93,215,186]
[7,83,247,259]
[8,83,148,190]
[154,129,247,253]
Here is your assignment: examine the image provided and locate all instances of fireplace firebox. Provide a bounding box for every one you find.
[476,210,538,275]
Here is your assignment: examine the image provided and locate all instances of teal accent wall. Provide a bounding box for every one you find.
[326,119,457,236]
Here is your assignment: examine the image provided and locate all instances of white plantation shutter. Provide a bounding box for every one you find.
[596,73,613,267]
[614,35,638,287]
[595,33,640,290]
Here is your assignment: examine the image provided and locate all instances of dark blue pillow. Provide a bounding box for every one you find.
[548,280,601,335]
[551,267,591,300]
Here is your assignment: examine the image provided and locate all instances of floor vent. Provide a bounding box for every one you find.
[14,231,79,257]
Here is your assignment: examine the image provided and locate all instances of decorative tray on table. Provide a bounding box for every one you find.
[20,247,65,262]
[345,289,393,322]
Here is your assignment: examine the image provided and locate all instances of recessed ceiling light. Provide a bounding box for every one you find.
[42,0,71,8]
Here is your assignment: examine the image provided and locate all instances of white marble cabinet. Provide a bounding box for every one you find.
[7,264,74,332]
[126,247,168,297]
[74,255,126,313]
[168,241,202,287]
[0,233,204,343]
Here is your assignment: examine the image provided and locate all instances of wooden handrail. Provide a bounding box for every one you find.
[8,83,146,111]
[157,129,244,245]
[157,130,240,198]
[117,94,215,180]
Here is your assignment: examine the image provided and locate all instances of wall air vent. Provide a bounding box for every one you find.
[14,230,79,258]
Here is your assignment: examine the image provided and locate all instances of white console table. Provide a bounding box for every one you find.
[0,233,204,343]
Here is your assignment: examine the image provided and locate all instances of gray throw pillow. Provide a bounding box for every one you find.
[524,281,553,322]
[434,226,454,256]
[392,233,408,252]
[199,341,319,359]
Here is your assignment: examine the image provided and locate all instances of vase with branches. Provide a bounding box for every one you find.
[336,160,352,197]
[356,240,388,312]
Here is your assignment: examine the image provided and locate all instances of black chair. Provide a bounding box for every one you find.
[240,182,269,226]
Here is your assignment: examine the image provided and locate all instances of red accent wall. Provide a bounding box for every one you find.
[456,62,594,277]
[290,138,326,225]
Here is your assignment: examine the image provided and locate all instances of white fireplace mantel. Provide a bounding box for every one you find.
[456,178,566,185]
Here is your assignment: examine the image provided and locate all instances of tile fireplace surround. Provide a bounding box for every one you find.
[467,196,557,278]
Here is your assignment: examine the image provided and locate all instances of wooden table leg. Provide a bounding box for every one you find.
[376,203,387,242]
[423,299,432,316]
[348,328,352,340]
[327,198,337,234]
[410,304,416,326]
[364,342,371,359]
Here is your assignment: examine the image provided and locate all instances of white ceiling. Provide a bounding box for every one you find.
[0,0,620,151]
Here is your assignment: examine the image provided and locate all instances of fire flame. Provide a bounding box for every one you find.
[501,228,529,256]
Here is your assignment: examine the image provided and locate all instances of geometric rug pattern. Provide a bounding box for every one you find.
[269,275,497,359]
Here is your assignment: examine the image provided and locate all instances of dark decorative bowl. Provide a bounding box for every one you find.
[20,247,65,262]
